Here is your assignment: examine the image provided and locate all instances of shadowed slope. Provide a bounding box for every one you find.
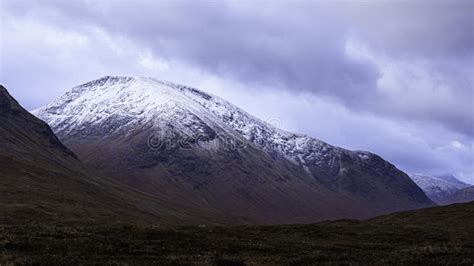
[435,186,474,205]
[0,85,238,225]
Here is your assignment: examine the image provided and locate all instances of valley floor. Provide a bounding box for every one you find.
[1,202,473,265]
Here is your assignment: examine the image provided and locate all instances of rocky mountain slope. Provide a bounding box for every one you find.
[33,76,434,223]
[410,173,471,204]
[0,85,236,225]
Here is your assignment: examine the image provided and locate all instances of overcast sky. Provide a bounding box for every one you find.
[1,0,473,183]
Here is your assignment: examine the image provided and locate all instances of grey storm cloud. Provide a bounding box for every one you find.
[8,0,470,136]
[3,1,474,131]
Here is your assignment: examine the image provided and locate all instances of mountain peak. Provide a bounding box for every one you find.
[410,173,470,204]
[436,174,470,186]
[0,85,23,113]
[80,75,134,89]
[32,76,224,140]
[411,173,469,187]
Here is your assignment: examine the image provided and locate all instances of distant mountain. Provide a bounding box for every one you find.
[436,174,470,187]
[0,85,236,225]
[436,186,474,205]
[33,76,434,223]
[410,173,471,205]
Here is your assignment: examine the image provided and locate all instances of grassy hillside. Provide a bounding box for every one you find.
[1,202,472,265]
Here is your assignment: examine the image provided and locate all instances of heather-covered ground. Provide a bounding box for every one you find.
[1,202,473,265]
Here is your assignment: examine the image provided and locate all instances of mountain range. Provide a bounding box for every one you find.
[410,173,473,205]
[30,76,434,224]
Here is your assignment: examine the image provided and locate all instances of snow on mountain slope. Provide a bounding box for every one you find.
[436,174,470,188]
[34,76,369,176]
[410,173,471,204]
[168,79,389,185]
[34,77,230,138]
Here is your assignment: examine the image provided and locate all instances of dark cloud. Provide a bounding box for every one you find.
[12,0,470,136]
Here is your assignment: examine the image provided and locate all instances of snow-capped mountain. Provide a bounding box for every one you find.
[31,77,393,180]
[410,173,471,205]
[35,76,371,181]
[33,76,434,223]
